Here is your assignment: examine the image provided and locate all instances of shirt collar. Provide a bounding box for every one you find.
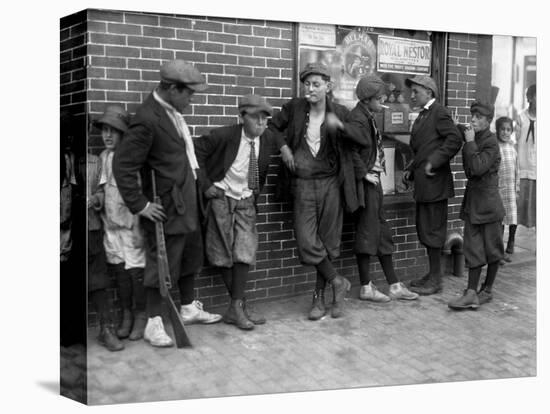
[153,89,178,114]
[423,98,436,111]
[241,126,259,143]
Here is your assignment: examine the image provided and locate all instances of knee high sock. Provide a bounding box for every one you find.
[231,263,249,300]
[127,267,146,312]
[508,224,517,243]
[356,254,371,286]
[467,266,482,291]
[315,257,337,282]
[427,247,442,277]
[220,267,233,295]
[482,261,500,292]
[177,276,195,306]
[91,289,112,325]
[113,264,132,310]
[379,255,399,285]
[145,287,163,318]
[315,271,326,292]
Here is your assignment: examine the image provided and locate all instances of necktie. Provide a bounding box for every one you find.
[248,140,259,194]
[526,119,535,143]
[371,118,386,174]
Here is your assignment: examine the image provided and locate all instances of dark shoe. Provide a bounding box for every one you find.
[505,239,515,255]
[409,277,441,296]
[223,299,254,330]
[448,289,479,310]
[308,290,326,321]
[503,253,512,263]
[129,311,147,341]
[116,309,133,339]
[477,289,493,305]
[331,275,351,318]
[98,325,124,352]
[409,273,430,288]
[243,298,266,325]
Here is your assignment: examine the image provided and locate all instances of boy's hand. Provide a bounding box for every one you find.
[325,112,343,131]
[139,202,166,222]
[205,185,223,199]
[280,145,295,172]
[424,161,436,177]
[464,124,475,142]
[365,172,380,185]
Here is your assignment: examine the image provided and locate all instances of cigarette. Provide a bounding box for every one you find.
[380,104,389,109]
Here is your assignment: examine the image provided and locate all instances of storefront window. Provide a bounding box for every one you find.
[298,25,440,197]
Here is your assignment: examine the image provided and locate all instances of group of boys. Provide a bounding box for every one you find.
[88,58,506,351]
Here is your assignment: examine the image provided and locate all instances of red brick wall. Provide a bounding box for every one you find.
[65,9,486,315]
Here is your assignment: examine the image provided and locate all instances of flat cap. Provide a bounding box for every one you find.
[470,100,495,119]
[299,62,331,83]
[405,75,438,98]
[160,59,207,91]
[238,94,273,116]
[96,105,130,133]
[356,75,387,101]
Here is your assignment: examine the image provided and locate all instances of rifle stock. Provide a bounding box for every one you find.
[151,171,192,348]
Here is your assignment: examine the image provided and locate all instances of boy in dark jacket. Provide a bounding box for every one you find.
[194,95,283,330]
[448,100,505,309]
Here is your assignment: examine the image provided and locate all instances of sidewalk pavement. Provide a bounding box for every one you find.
[81,226,536,405]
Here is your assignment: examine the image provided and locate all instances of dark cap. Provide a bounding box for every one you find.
[526,84,536,99]
[299,62,330,83]
[470,100,495,119]
[356,75,386,101]
[96,105,130,133]
[159,59,207,92]
[405,75,438,98]
[238,94,273,116]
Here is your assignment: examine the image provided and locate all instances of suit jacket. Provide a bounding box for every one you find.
[268,97,360,213]
[113,93,199,235]
[408,101,462,202]
[460,128,505,224]
[193,123,279,197]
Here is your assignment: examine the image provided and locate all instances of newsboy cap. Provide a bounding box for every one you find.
[299,62,331,83]
[238,94,273,116]
[405,75,438,98]
[356,75,387,101]
[160,59,208,91]
[96,105,130,133]
[470,100,495,119]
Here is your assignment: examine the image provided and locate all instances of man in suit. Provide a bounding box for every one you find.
[194,95,284,330]
[403,75,462,295]
[268,62,359,320]
[113,60,222,348]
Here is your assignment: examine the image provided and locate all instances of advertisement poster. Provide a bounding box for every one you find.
[377,35,432,74]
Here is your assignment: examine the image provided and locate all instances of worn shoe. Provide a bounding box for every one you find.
[129,311,147,341]
[505,240,515,255]
[223,299,254,330]
[409,277,442,296]
[243,298,266,325]
[144,316,173,347]
[98,324,124,352]
[308,290,327,321]
[331,275,351,318]
[359,282,390,302]
[389,282,419,300]
[503,253,512,263]
[409,273,430,288]
[448,289,479,310]
[116,309,133,339]
[477,289,493,305]
[180,300,223,325]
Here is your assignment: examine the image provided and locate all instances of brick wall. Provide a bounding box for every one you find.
[64,9,487,316]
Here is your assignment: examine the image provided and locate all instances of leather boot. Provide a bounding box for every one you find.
[409,273,441,295]
[331,275,351,318]
[129,311,147,341]
[223,299,254,330]
[308,289,326,320]
[448,289,479,310]
[410,273,430,287]
[116,309,133,339]
[98,323,124,352]
[243,297,266,325]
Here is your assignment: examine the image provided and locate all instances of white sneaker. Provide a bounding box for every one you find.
[389,282,419,300]
[359,282,391,302]
[180,300,222,324]
[143,316,174,347]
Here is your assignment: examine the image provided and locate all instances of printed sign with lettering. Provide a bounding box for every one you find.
[377,36,432,75]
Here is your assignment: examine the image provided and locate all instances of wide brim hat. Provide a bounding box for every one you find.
[95,105,130,133]
[405,75,438,98]
[238,94,273,116]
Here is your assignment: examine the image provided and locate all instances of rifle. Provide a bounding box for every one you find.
[151,171,192,348]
